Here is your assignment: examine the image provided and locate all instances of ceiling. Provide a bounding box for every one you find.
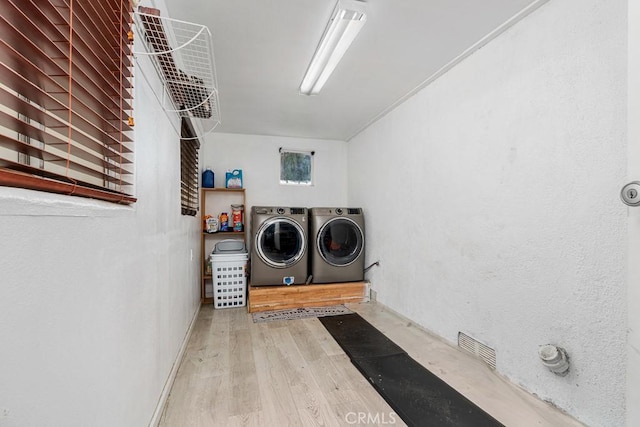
[161,0,542,141]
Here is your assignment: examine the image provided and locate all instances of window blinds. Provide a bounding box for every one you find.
[180,117,199,216]
[0,0,136,203]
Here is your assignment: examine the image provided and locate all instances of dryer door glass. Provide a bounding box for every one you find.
[318,218,364,266]
[256,218,306,268]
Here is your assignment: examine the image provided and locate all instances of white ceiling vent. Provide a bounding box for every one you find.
[458,332,496,370]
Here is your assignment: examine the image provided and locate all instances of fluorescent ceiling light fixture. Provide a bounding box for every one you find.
[300,0,367,95]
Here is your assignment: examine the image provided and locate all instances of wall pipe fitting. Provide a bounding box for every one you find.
[538,344,570,376]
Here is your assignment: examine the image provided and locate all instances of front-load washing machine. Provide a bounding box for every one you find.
[250,206,309,286]
[309,207,365,284]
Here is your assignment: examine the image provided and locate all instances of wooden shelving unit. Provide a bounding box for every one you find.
[200,188,246,304]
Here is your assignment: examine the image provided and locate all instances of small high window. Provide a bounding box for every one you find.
[280,149,313,186]
[180,118,200,216]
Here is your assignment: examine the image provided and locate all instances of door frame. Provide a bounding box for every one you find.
[627,1,640,425]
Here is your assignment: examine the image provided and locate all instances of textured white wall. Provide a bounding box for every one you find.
[0,45,201,426]
[348,1,627,425]
[201,133,348,209]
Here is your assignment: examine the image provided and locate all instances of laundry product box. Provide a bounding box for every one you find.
[225,169,243,188]
[210,252,248,308]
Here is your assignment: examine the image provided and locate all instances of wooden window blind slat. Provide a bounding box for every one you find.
[0,40,128,130]
[4,1,132,97]
[22,0,132,86]
[0,47,132,141]
[0,0,135,203]
[0,110,133,185]
[180,118,199,216]
[0,72,132,147]
[0,107,131,169]
[70,5,128,74]
[0,141,134,189]
[0,141,134,186]
[74,4,120,60]
[18,0,132,106]
[1,13,132,118]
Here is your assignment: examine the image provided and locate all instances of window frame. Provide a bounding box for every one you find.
[279,148,314,186]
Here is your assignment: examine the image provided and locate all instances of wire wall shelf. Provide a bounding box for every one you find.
[133,7,220,139]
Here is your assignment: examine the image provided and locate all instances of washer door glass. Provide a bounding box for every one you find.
[256,217,306,268]
[318,217,364,266]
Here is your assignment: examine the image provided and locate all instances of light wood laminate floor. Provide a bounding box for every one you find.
[159,302,583,426]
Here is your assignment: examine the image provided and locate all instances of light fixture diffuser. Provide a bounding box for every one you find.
[300,0,367,95]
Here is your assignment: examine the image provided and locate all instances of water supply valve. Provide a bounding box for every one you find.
[538,344,570,376]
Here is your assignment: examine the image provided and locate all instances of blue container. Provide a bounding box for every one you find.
[202,168,214,188]
[225,169,243,188]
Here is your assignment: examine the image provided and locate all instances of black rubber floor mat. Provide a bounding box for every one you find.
[319,313,504,427]
[353,354,503,427]
[318,313,406,359]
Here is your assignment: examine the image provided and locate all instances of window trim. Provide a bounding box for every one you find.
[279,148,314,186]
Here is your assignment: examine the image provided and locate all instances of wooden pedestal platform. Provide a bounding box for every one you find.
[248,281,369,313]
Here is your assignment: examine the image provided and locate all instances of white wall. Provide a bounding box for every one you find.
[627,1,640,426]
[201,133,348,209]
[348,1,627,425]
[0,38,201,427]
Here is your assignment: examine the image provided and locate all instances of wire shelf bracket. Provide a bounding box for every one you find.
[133,7,220,139]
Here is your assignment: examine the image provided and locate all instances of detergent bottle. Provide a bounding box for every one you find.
[202,168,214,188]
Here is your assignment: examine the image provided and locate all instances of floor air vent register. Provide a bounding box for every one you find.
[458,332,497,370]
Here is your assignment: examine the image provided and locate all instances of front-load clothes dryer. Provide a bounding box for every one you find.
[309,207,365,284]
[250,206,309,286]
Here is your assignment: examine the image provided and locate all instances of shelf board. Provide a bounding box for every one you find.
[201,187,245,192]
[203,231,245,235]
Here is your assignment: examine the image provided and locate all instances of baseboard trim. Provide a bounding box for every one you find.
[148,303,202,427]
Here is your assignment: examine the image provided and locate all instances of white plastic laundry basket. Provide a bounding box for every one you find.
[210,252,248,308]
